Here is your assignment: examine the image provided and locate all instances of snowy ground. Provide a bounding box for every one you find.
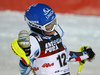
[0,10,99,75]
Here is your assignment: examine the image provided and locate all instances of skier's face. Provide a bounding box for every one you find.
[44,30,55,35]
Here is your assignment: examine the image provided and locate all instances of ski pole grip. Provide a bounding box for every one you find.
[11,38,30,65]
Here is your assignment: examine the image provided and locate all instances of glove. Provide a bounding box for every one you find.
[77,46,95,75]
[18,30,30,48]
[17,30,31,56]
[78,46,87,64]
[84,46,95,62]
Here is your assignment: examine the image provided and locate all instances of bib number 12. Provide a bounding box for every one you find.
[57,53,67,67]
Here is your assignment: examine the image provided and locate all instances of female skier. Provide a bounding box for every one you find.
[12,3,95,75]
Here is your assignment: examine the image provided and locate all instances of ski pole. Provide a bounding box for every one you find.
[11,38,36,75]
[77,46,87,75]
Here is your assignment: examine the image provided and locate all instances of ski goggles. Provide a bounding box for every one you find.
[25,17,57,32]
[41,18,57,32]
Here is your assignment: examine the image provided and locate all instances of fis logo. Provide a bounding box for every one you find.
[55,69,68,73]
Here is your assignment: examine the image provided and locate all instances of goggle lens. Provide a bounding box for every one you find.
[45,19,57,32]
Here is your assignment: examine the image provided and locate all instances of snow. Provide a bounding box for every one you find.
[0,10,99,75]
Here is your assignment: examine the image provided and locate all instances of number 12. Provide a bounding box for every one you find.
[57,53,67,67]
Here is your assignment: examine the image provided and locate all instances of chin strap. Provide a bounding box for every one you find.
[41,24,64,42]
